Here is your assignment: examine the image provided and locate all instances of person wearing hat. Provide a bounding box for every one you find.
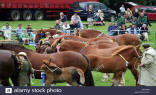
[43,32,51,42]
[18,52,34,86]
[138,44,156,86]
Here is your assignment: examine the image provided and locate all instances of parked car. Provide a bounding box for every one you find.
[132,6,156,21]
[69,1,116,21]
[124,2,141,10]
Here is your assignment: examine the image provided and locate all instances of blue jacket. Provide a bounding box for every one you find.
[61,15,67,22]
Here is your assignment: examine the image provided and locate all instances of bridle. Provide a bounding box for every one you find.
[133,47,142,59]
[118,47,142,67]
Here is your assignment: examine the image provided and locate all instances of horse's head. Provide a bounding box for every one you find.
[42,59,62,75]
[51,38,63,52]
[133,45,143,59]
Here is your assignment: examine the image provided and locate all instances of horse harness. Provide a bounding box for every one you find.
[79,42,89,53]
[118,54,129,67]
[96,32,104,38]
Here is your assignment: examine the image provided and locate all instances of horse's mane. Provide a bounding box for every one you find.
[1,43,32,51]
[112,46,134,56]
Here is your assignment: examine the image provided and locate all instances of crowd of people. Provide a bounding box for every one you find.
[107,4,151,41]
[1,23,36,45]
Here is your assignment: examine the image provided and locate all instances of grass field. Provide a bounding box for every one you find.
[0,20,156,86]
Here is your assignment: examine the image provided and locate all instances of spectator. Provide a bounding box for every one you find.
[140,24,148,34]
[70,20,80,29]
[107,22,116,36]
[116,13,125,26]
[119,24,127,34]
[59,12,67,25]
[127,24,138,34]
[94,10,104,22]
[16,24,24,42]
[137,12,148,28]
[21,30,29,45]
[26,24,33,36]
[133,8,139,18]
[1,23,12,40]
[30,31,36,45]
[138,43,156,86]
[140,24,148,41]
[125,8,133,22]
[62,22,70,34]
[71,13,83,29]
[87,5,94,25]
[70,20,80,34]
[54,20,61,30]
[142,10,152,27]
[131,17,138,26]
[119,4,125,16]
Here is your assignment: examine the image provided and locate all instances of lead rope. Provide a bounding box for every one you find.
[96,32,104,38]
[119,54,129,67]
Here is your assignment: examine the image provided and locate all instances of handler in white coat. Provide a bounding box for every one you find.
[138,43,156,86]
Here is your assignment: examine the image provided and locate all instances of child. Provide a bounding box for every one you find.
[21,30,29,45]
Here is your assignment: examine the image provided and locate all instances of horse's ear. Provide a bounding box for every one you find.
[136,45,140,49]
[43,60,49,66]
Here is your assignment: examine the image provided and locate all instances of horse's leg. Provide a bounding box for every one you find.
[1,78,11,86]
[129,68,139,86]
[111,73,118,86]
[118,72,126,86]
[84,66,94,86]
[45,80,52,86]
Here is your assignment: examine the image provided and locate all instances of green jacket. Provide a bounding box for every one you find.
[117,16,125,25]
[19,59,34,86]
[137,16,148,25]
[21,33,29,39]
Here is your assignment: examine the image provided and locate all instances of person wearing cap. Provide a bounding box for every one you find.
[18,52,34,86]
[138,44,156,86]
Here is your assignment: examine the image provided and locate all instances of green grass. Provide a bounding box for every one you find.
[0,20,156,86]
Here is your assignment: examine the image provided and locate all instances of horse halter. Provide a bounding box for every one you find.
[133,47,142,58]
[45,65,61,73]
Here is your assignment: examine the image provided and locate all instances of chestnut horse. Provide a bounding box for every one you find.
[0,50,20,86]
[51,40,142,85]
[0,43,94,86]
[78,29,140,46]
[36,35,118,53]
[87,46,142,86]
[51,40,122,57]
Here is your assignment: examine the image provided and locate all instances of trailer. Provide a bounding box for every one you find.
[0,0,98,20]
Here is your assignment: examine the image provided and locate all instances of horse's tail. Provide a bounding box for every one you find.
[77,68,85,84]
[82,54,94,86]
[11,54,19,71]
